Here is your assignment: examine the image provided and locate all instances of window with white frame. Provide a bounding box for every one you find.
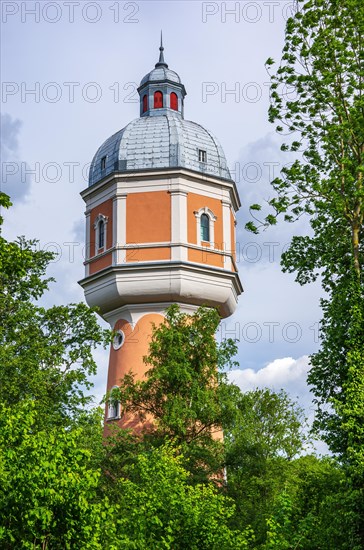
[198,149,207,163]
[194,207,217,247]
[107,386,120,420]
[112,329,125,350]
[98,220,105,248]
[200,213,210,242]
[93,214,108,254]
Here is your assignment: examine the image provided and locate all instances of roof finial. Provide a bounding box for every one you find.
[155,30,168,68]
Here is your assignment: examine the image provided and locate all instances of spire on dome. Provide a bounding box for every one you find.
[155,31,168,68]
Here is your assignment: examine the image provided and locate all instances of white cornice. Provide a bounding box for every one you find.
[81,167,241,212]
[79,261,243,320]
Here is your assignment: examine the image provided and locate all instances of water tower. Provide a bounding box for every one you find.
[79,39,242,427]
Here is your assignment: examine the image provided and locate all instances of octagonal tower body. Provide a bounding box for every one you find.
[79,42,243,428]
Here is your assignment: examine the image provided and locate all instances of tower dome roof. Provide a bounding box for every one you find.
[89,112,231,185]
[140,66,181,86]
[88,37,232,186]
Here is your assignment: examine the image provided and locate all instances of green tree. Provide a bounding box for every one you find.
[248,0,363,281]
[109,304,238,482]
[0,401,114,549]
[226,388,308,462]
[265,456,361,549]
[0,193,109,428]
[245,0,364,532]
[112,444,253,549]
[225,388,308,545]
[0,401,255,549]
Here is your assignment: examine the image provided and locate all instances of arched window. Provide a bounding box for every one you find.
[154,90,163,109]
[142,94,148,113]
[194,207,217,247]
[98,220,105,249]
[170,92,178,111]
[200,214,210,242]
[93,214,108,254]
[107,386,120,419]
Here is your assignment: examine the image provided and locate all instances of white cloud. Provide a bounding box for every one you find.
[229,355,312,421]
[229,355,310,392]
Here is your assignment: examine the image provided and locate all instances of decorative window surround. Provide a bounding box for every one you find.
[194,207,217,247]
[93,214,109,255]
[107,386,120,420]
[112,329,125,350]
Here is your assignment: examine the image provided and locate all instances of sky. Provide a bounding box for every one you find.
[1,1,325,450]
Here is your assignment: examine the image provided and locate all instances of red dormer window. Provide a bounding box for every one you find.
[154,91,163,109]
[170,92,178,111]
[142,94,148,113]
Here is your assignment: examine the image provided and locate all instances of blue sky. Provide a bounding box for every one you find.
[1,0,324,447]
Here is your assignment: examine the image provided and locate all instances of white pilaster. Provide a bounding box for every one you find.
[113,192,127,265]
[222,200,232,271]
[85,212,91,276]
[170,190,188,261]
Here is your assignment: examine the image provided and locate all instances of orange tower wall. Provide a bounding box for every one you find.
[105,312,164,431]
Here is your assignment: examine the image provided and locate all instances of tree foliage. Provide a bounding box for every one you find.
[0,194,110,428]
[0,401,252,550]
[225,388,308,545]
[264,456,362,550]
[226,388,308,462]
[244,1,364,543]
[249,0,364,279]
[110,304,238,481]
[0,401,110,549]
[112,444,253,549]
[246,0,364,468]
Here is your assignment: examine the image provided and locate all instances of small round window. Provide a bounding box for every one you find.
[112,330,125,350]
